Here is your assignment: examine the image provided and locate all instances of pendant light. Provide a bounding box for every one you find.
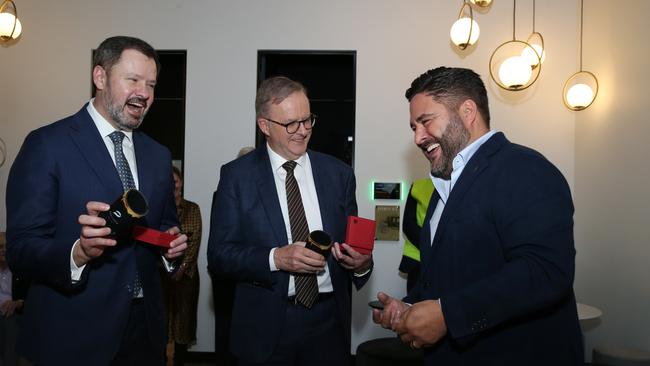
[450,0,480,50]
[522,0,545,69]
[489,0,541,91]
[469,0,493,8]
[563,0,598,111]
[0,0,21,42]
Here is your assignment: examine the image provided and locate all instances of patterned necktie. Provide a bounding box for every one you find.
[282,161,319,308]
[108,131,136,191]
[108,131,141,297]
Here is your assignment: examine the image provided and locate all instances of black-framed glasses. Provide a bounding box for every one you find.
[263,114,317,134]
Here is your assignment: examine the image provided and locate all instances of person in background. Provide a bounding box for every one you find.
[207,76,372,366]
[163,167,202,366]
[373,66,583,365]
[6,36,187,365]
[211,146,254,366]
[399,178,434,293]
[0,232,23,366]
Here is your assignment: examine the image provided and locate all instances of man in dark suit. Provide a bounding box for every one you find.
[207,76,372,366]
[6,36,187,365]
[373,67,583,365]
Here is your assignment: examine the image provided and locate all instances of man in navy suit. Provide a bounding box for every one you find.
[207,76,372,366]
[6,36,187,365]
[372,67,583,365]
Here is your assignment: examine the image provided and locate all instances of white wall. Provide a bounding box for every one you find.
[1,0,581,354]
[574,0,650,358]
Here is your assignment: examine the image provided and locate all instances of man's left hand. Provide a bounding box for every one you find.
[394,299,447,349]
[332,242,371,274]
[164,226,187,260]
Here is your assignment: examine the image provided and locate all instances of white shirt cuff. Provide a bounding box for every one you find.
[269,247,279,271]
[353,266,372,277]
[70,239,86,282]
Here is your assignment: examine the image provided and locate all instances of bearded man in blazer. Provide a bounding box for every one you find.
[6,36,187,365]
[373,67,583,365]
[208,76,372,366]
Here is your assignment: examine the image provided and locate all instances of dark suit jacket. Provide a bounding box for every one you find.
[6,105,178,365]
[406,132,583,365]
[207,146,370,363]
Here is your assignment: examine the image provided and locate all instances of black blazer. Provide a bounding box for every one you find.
[6,105,178,365]
[207,146,370,363]
[407,132,583,365]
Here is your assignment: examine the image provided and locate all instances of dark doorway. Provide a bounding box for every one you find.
[257,50,356,167]
[91,50,187,169]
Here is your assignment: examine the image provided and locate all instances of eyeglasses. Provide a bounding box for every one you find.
[263,114,317,134]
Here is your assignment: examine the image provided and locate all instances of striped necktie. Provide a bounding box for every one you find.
[282,161,318,308]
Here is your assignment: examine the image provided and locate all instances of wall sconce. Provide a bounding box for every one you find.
[0,0,22,42]
[563,0,598,111]
[450,0,480,50]
[489,0,541,91]
[469,0,493,8]
[522,0,545,69]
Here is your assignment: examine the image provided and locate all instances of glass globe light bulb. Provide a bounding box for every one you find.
[450,17,480,48]
[566,83,594,109]
[498,56,532,89]
[0,12,21,39]
[521,43,545,68]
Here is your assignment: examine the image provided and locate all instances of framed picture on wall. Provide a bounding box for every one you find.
[375,205,400,241]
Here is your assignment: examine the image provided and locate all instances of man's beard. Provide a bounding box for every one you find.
[430,113,470,179]
[105,85,148,131]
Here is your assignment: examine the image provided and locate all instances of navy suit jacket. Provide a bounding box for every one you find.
[207,147,370,363]
[6,105,178,365]
[406,132,583,365]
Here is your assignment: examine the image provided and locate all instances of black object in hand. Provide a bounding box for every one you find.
[368,300,385,310]
[305,230,333,258]
[98,189,149,237]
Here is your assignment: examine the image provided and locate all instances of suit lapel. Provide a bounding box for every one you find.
[309,151,340,276]
[420,189,440,276]
[310,151,335,235]
[431,132,507,248]
[67,105,123,197]
[132,132,152,197]
[253,148,289,247]
[252,148,290,296]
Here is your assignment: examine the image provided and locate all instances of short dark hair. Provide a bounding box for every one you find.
[93,36,161,76]
[255,76,307,119]
[405,67,490,127]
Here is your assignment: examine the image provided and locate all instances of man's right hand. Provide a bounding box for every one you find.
[372,291,410,331]
[273,242,326,274]
[73,201,116,267]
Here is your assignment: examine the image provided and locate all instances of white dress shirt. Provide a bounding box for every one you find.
[69,100,141,280]
[266,144,334,296]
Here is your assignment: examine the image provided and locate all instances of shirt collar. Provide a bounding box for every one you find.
[266,143,307,172]
[87,98,134,142]
[456,130,496,168]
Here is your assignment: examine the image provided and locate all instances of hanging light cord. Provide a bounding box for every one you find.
[579,0,584,71]
[512,0,517,41]
[532,0,536,32]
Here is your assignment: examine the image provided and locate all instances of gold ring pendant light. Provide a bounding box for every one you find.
[0,0,22,42]
[450,0,480,50]
[489,0,541,91]
[563,0,598,111]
